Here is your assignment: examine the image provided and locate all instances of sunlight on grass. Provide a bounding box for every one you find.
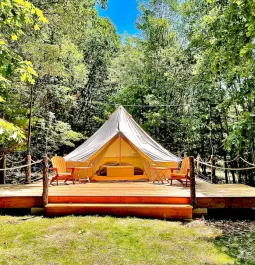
[0,216,235,265]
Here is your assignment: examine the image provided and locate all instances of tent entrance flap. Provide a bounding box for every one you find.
[93,135,149,180]
[119,135,122,164]
[99,135,145,168]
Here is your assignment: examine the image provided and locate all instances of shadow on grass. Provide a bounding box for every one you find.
[209,220,255,265]
[0,208,32,216]
[208,209,255,221]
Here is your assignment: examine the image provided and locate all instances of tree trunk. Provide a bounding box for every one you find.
[26,154,31,184]
[42,155,49,207]
[0,153,6,184]
[219,115,228,183]
[211,155,216,183]
[196,154,201,176]
[26,84,33,184]
[223,154,229,184]
[237,159,242,183]
[230,161,237,183]
[202,164,207,176]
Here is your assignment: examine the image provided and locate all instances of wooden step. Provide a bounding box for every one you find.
[45,203,193,220]
[48,196,190,204]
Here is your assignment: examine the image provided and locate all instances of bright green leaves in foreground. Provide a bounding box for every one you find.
[0,0,47,153]
[0,0,47,86]
[0,119,25,152]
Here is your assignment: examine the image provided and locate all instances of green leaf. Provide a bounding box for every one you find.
[12,34,18,41]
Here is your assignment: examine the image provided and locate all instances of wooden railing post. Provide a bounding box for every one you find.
[0,154,6,184]
[211,155,216,184]
[189,156,197,208]
[42,155,49,207]
[26,154,31,184]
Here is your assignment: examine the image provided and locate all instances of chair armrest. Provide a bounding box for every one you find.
[67,167,78,174]
[169,167,180,173]
[50,167,58,174]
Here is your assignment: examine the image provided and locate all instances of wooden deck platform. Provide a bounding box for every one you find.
[0,179,254,219]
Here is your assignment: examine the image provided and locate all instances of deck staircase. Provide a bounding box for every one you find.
[45,196,193,220]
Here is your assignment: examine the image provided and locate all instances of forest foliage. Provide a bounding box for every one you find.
[0,0,255,185]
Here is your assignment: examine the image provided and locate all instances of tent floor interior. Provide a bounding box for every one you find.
[0,179,254,219]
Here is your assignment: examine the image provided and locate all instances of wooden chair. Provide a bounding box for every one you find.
[49,156,75,185]
[169,157,190,186]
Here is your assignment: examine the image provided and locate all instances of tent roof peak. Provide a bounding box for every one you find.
[65,105,181,162]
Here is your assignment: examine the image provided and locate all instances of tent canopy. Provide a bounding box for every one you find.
[65,106,181,164]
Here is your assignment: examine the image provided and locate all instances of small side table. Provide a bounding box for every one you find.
[151,167,169,184]
[67,167,91,183]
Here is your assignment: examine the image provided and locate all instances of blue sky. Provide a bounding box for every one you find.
[97,0,140,35]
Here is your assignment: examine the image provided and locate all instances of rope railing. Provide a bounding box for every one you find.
[199,157,211,164]
[0,159,43,171]
[0,155,48,206]
[221,156,240,163]
[240,157,255,167]
[199,156,239,164]
[6,156,27,164]
[195,158,255,171]
[199,155,254,166]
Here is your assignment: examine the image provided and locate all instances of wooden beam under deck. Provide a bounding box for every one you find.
[197,197,255,209]
[0,196,42,208]
[0,183,43,208]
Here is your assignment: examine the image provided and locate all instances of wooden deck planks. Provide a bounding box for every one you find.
[195,181,255,197]
[0,179,254,210]
[48,182,191,197]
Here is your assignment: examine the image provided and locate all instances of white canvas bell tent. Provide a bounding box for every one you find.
[64,106,181,180]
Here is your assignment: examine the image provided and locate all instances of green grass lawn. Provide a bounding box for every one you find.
[0,215,247,265]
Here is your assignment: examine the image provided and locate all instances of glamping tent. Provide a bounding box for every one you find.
[65,106,181,181]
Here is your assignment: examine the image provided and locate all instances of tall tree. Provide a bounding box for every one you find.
[17,0,120,155]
